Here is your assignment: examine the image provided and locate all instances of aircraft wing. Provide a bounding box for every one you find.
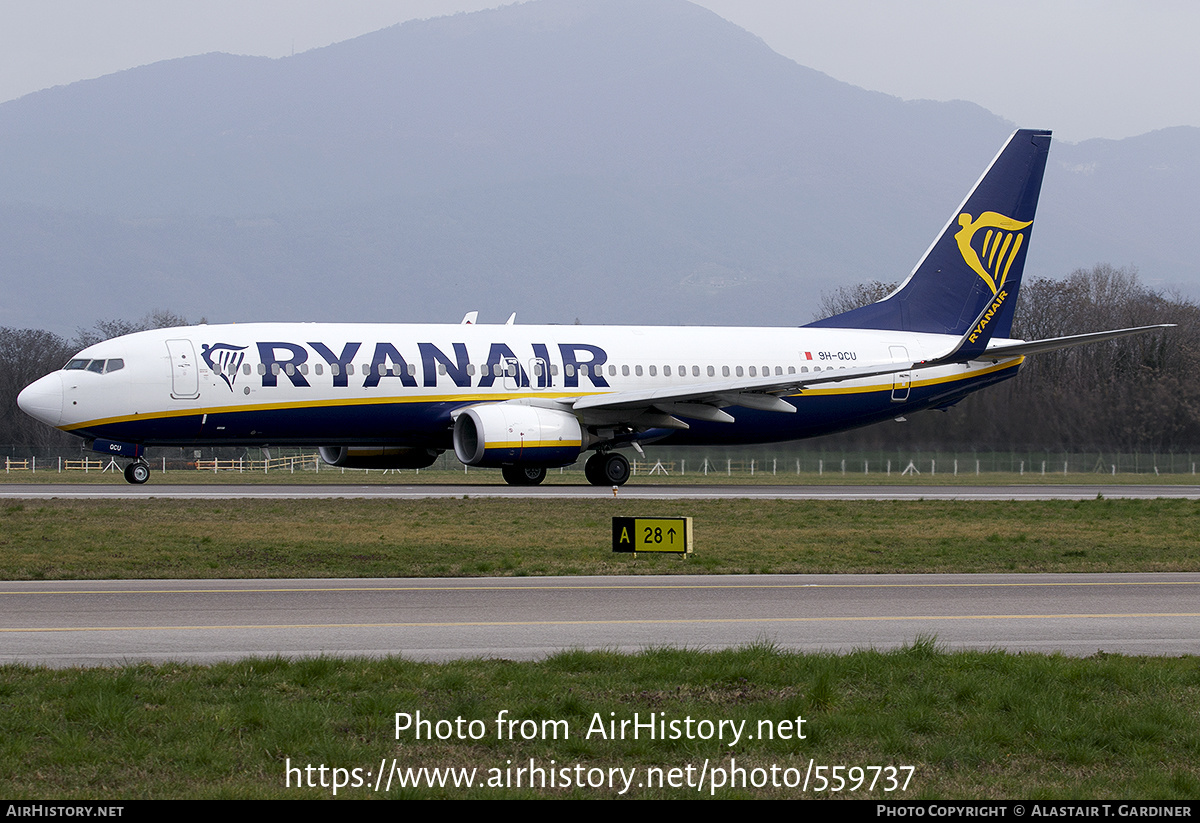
[565,323,1175,426]
[567,359,932,421]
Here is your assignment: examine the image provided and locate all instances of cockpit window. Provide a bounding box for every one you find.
[64,358,124,373]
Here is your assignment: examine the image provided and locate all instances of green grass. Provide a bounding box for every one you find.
[4,495,1197,801]
[1,498,1198,580]
[2,641,1198,798]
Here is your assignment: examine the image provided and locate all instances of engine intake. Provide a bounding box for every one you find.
[453,404,583,468]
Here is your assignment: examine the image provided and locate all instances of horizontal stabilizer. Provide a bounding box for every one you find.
[980,325,1175,359]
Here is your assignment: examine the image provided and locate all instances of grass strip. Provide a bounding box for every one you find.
[1,498,1198,580]
[2,641,1197,799]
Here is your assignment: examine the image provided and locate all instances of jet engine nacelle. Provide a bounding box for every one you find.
[453,404,583,468]
[318,446,441,470]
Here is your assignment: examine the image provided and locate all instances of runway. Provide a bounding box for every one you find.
[2,483,1199,500]
[3,573,1198,666]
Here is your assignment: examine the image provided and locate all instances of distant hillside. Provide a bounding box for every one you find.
[0,0,1194,333]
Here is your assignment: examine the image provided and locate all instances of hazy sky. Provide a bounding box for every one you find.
[2,0,1196,143]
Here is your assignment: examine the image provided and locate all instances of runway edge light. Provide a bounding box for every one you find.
[612,517,693,555]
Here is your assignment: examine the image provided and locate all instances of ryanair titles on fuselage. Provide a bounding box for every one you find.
[205,340,614,392]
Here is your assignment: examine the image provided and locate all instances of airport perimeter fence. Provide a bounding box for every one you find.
[2,444,1199,478]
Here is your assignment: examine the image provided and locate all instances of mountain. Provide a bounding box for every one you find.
[0,0,1194,334]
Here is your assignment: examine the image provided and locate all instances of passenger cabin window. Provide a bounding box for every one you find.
[649,365,657,377]
[242,363,252,375]
[722,366,730,377]
[749,366,756,377]
[621,365,630,377]
[736,366,744,377]
[635,365,643,377]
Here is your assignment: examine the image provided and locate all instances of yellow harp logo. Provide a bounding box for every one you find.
[954,212,1032,294]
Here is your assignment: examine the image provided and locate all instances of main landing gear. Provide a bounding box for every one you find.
[584,451,630,486]
[501,465,547,486]
[123,460,151,485]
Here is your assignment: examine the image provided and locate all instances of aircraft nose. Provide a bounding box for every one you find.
[17,372,64,427]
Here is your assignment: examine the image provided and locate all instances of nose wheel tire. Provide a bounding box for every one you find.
[123,461,151,485]
[501,465,547,486]
[584,452,630,486]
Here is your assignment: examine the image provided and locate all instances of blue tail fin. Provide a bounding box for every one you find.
[808,129,1051,338]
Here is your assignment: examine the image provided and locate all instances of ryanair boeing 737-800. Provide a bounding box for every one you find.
[17,130,1170,485]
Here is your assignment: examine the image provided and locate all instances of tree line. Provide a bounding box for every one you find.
[0,311,190,448]
[812,265,1199,452]
[2,267,1196,452]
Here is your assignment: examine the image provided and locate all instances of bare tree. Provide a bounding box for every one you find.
[75,309,191,348]
[809,265,1197,452]
[0,327,75,446]
[813,280,897,321]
